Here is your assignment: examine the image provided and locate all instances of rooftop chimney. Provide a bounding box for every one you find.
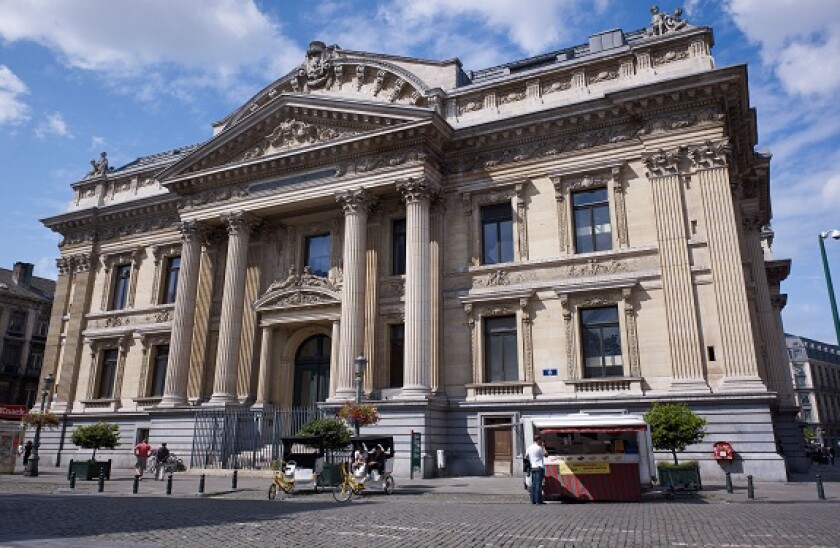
[12,262,34,287]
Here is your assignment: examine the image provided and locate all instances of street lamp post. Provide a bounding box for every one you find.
[818,230,840,346]
[23,373,54,477]
[353,354,367,435]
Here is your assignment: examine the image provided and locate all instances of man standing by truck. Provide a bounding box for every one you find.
[526,435,546,504]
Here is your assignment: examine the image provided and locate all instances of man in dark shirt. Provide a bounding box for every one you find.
[155,443,171,481]
[366,445,386,478]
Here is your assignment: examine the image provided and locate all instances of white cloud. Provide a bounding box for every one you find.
[0,64,29,125]
[34,112,72,138]
[90,136,106,151]
[726,0,840,98]
[0,0,302,101]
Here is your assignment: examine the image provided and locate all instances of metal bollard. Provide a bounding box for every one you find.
[69,472,76,489]
[97,470,105,493]
[166,473,173,495]
[747,475,754,499]
[198,474,206,494]
[725,472,733,494]
[232,469,238,489]
[132,475,139,494]
[817,475,825,500]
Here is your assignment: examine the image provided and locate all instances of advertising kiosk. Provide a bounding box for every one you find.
[523,412,655,502]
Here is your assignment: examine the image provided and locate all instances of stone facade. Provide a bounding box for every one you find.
[0,263,55,407]
[787,334,840,448]
[39,12,803,480]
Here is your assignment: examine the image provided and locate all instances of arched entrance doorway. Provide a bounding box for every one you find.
[293,334,331,407]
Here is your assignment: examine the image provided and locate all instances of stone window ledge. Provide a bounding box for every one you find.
[565,377,643,396]
[466,381,535,401]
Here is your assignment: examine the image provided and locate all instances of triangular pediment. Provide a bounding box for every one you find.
[158,95,434,182]
[253,268,342,312]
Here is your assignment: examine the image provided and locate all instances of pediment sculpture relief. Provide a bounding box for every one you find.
[241,118,360,160]
[253,265,342,311]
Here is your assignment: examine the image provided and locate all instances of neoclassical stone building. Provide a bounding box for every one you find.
[40,11,803,479]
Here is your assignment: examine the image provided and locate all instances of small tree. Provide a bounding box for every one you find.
[803,426,817,442]
[297,417,352,452]
[70,422,120,461]
[645,402,706,464]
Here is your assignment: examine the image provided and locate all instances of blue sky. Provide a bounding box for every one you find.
[0,0,838,344]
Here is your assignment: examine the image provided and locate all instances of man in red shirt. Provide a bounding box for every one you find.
[134,438,152,478]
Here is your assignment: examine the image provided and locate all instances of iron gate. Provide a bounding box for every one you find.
[190,406,324,470]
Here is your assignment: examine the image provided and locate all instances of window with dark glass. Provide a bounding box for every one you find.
[7,310,26,335]
[162,256,181,304]
[572,188,612,253]
[389,324,404,388]
[26,344,44,373]
[1,342,22,371]
[392,219,406,276]
[97,348,119,399]
[481,203,514,265]
[110,264,132,310]
[150,344,169,397]
[305,234,331,277]
[484,315,518,382]
[34,319,48,338]
[581,306,623,378]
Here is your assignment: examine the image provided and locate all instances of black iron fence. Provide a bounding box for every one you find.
[190,406,326,470]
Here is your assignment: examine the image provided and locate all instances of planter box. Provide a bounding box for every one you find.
[657,463,701,493]
[320,463,342,486]
[67,459,112,481]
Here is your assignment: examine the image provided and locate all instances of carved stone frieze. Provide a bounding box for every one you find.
[275,292,334,306]
[183,185,249,208]
[379,279,405,299]
[59,229,96,248]
[588,70,619,84]
[565,259,626,278]
[542,78,572,95]
[472,269,527,288]
[240,119,360,160]
[458,98,484,115]
[498,90,526,105]
[652,48,690,67]
[98,215,179,242]
[335,148,428,177]
[638,107,725,135]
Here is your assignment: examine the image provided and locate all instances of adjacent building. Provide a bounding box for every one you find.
[787,334,840,448]
[0,263,55,407]
[38,9,804,480]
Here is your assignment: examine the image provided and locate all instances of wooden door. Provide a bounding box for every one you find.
[486,418,513,476]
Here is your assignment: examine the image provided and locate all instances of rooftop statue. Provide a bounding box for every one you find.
[646,5,687,36]
[85,151,110,178]
[294,41,339,92]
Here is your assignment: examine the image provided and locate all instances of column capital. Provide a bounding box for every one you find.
[397,177,439,203]
[336,188,375,215]
[220,211,260,235]
[641,148,684,178]
[688,138,731,170]
[178,220,206,242]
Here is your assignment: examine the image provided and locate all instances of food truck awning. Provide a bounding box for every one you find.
[540,426,645,434]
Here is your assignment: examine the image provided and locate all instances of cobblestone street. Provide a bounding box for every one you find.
[1,473,838,547]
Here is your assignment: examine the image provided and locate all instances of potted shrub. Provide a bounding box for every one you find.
[645,403,707,493]
[297,417,352,486]
[67,422,120,480]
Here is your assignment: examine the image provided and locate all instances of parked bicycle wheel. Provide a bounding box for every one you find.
[384,476,395,495]
[333,483,353,502]
[268,484,278,500]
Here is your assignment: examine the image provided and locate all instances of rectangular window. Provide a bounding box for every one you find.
[110,264,132,310]
[483,315,518,382]
[1,342,22,371]
[34,319,48,338]
[150,344,169,397]
[7,310,26,335]
[97,348,119,399]
[572,188,612,253]
[161,256,181,304]
[26,345,43,373]
[305,234,331,277]
[481,203,514,265]
[581,306,623,378]
[392,219,406,276]
[388,324,404,388]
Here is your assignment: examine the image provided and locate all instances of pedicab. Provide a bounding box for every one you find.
[332,435,396,502]
[268,435,325,499]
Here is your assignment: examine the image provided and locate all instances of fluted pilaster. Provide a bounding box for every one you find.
[332,188,369,400]
[209,212,258,405]
[397,177,436,398]
[159,221,204,407]
[643,150,709,392]
[256,326,273,404]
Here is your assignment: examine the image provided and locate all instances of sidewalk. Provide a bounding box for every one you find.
[0,465,837,503]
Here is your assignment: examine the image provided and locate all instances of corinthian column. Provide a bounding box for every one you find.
[209,211,258,405]
[397,177,437,398]
[160,221,204,407]
[642,150,709,392]
[332,188,369,401]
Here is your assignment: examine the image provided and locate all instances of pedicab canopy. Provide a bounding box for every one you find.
[349,435,394,458]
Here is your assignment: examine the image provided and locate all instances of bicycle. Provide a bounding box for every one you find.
[332,461,395,502]
[268,459,296,500]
